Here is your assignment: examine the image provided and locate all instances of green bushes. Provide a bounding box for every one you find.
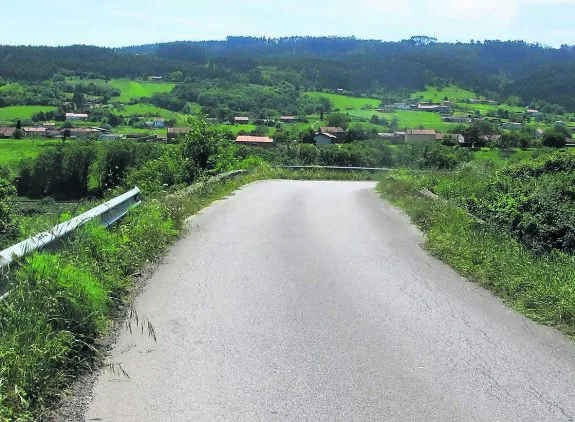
[0,177,17,247]
[17,142,97,199]
[378,174,575,335]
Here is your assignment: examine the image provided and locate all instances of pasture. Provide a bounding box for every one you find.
[71,78,176,102]
[0,139,59,172]
[412,85,477,102]
[0,106,57,122]
[348,109,451,131]
[305,92,381,111]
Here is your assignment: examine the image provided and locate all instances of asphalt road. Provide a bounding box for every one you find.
[85,180,575,422]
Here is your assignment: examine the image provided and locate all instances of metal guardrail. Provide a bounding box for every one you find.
[281,166,392,172]
[168,170,250,199]
[0,187,141,299]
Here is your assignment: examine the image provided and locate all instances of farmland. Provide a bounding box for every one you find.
[0,139,59,172]
[305,92,381,110]
[0,106,57,122]
[72,79,176,102]
[412,85,478,102]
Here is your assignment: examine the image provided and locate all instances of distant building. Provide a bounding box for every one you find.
[0,127,16,138]
[148,76,164,81]
[377,132,405,144]
[235,135,275,147]
[65,113,89,121]
[167,127,189,142]
[280,116,298,123]
[405,129,437,142]
[394,103,410,110]
[43,122,56,129]
[68,128,100,138]
[314,132,337,145]
[442,116,471,123]
[23,127,47,137]
[527,109,539,117]
[154,118,165,128]
[99,133,123,141]
[417,104,450,114]
[502,122,522,130]
[234,117,250,124]
[319,126,346,141]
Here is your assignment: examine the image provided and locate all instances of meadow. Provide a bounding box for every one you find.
[305,92,381,110]
[0,139,59,172]
[0,106,57,122]
[412,85,478,102]
[72,79,176,102]
[348,109,451,131]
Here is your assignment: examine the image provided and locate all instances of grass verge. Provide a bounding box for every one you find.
[0,167,380,420]
[378,172,575,337]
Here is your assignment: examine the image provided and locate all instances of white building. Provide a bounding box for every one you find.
[66,113,89,121]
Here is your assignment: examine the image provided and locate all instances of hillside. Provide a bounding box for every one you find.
[1,37,575,110]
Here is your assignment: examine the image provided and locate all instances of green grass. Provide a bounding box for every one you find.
[0,106,57,122]
[0,139,59,172]
[412,85,478,102]
[349,109,451,131]
[305,92,381,111]
[114,104,179,118]
[378,171,575,337]
[71,79,176,102]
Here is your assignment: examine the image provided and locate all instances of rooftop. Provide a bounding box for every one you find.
[408,129,437,135]
[235,136,274,143]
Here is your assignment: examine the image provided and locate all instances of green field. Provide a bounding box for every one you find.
[348,109,451,131]
[0,106,57,122]
[71,78,176,102]
[412,85,478,102]
[114,104,180,119]
[0,139,59,172]
[305,92,381,111]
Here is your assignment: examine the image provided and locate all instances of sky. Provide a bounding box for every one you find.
[1,0,574,47]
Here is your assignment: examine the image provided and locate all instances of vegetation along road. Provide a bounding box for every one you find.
[85,180,575,421]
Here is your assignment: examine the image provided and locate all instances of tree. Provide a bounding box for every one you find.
[16,120,21,130]
[327,113,350,128]
[108,114,123,127]
[542,131,566,148]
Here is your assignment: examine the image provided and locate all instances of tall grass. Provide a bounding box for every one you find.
[378,173,575,336]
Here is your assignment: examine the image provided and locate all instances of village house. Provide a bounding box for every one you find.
[99,133,124,141]
[67,128,100,138]
[280,116,298,123]
[167,127,189,142]
[377,132,405,144]
[65,113,89,121]
[314,132,337,145]
[154,117,165,128]
[417,104,450,114]
[23,127,47,137]
[502,122,522,130]
[442,116,471,123]
[405,129,437,142]
[527,109,539,118]
[394,103,410,110]
[234,116,250,124]
[0,127,16,139]
[235,135,275,148]
[319,126,346,141]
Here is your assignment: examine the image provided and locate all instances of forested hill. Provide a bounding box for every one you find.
[2,36,575,110]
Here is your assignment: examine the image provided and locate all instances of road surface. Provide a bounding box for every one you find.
[85,180,575,421]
